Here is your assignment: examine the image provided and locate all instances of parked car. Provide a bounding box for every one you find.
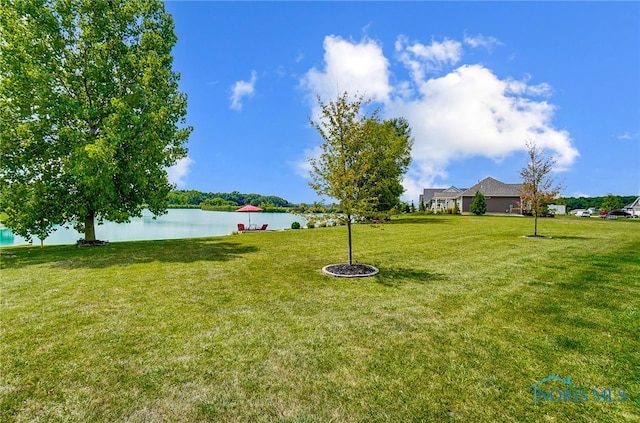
[578,210,591,217]
[605,210,631,219]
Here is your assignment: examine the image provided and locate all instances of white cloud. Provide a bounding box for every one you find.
[396,35,462,82]
[300,34,580,201]
[617,131,640,140]
[463,32,503,51]
[293,146,322,179]
[388,64,578,181]
[300,35,391,110]
[230,70,257,111]
[167,156,194,188]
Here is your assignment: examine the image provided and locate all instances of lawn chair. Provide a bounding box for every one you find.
[237,223,245,232]
[259,224,268,231]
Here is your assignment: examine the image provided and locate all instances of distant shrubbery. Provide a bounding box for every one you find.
[291,222,301,229]
[167,190,295,210]
[559,195,636,212]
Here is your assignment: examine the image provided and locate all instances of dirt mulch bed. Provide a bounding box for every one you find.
[76,239,110,247]
[322,263,379,278]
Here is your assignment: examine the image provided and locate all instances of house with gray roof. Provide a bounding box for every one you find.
[420,176,524,214]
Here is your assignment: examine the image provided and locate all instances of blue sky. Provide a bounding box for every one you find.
[163,1,640,204]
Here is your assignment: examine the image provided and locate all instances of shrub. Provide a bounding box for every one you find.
[291,221,301,229]
[470,191,487,215]
[307,221,315,229]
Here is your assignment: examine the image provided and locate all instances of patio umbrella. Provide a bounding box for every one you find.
[235,204,263,227]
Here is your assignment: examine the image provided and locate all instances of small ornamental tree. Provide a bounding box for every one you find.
[309,93,375,266]
[470,191,487,215]
[519,140,562,237]
[308,92,412,266]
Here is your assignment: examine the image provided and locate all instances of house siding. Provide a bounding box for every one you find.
[462,196,522,213]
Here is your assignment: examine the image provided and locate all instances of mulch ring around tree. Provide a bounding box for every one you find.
[522,235,552,239]
[76,239,110,247]
[322,263,379,278]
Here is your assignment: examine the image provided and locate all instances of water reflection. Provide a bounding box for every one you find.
[0,209,307,247]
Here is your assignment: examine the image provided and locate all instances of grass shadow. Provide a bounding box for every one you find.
[548,235,596,241]
[0,237,258,270]
[388,217,451,225]
[374,266,447,287]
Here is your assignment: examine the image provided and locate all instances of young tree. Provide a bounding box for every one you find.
[0,0,192,242]
[469,191,487,215]
[519,140,562,237]
[308,92,412,265]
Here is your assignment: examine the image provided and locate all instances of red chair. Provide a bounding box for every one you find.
[259,224,268,231]
[237,223,245,232]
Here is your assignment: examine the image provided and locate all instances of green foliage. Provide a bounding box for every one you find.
[199,204,236,212]
[453,202,461,215]
[291,221,301,229]
[308,92,412,264]
[167,190,294,209]
[556,195,635,212]
[470,191,487,215]
[361,117,413,214]
[202,197,237,207]
[0,0,192,242]
[600,194,622,211]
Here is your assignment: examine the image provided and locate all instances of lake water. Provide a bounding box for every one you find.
[0,209,307,247]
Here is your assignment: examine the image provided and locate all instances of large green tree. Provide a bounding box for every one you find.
[519,140,562,237]
[308,92,412,265]
[361,117,413,214]
[0,0,191,242]
[600,194,622,212]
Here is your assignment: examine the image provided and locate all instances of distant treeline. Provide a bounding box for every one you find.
[167,190,296,211]
[557,195,637,211]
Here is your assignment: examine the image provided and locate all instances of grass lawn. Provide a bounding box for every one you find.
[1,214,639,422]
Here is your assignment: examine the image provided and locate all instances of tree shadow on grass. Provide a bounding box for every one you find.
[389,217,451,225]
[374,267,447,287]
[546,235,596,241]
[0,237,259,270]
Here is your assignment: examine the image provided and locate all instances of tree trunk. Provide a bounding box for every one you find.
[534,209,538,237]
[346,214,353,265]
[84,212,96,241]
